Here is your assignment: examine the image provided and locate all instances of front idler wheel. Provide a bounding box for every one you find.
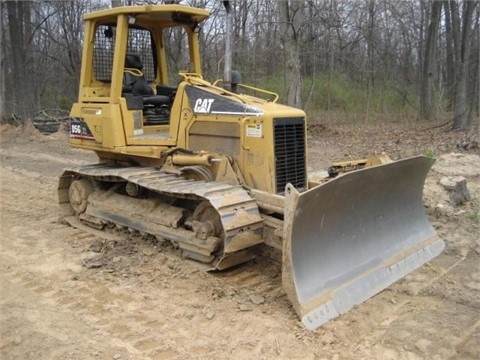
[68,178,94,214]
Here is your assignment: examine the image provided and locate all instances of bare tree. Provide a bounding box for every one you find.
[0,2,6,118]
[420,0,442,120]
[1,0,477,127]
[472,4,480,132]
[5,0,36,118]
[278,0,302,108]
[365,0,376,122]
[449,0,477,130]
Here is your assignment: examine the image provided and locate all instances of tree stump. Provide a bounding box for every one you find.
[439,176,471,206]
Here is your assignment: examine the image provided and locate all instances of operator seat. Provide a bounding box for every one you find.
[124,54,170,107]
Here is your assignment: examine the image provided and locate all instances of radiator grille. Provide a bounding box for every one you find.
[274,117,306,194]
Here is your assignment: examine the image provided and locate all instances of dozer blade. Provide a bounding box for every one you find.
[282,156,444,330]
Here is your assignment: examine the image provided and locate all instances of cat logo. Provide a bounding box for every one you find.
[193,98,214,113]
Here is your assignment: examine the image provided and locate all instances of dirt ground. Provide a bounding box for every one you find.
[0,121,479,360]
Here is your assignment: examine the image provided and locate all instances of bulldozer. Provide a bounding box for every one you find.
[58,4,444,330]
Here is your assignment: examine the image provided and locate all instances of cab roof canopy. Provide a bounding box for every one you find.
[83,5,210,28]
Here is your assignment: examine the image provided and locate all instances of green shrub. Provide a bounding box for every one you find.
[422,150,435,158]
[469,210,480,222]
[254,72,420,122]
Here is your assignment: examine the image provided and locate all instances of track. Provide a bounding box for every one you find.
[59,164,264,269]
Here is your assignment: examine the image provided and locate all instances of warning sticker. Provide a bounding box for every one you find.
[246,124,262,138]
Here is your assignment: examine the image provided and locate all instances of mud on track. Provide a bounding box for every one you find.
[1,123,479,359]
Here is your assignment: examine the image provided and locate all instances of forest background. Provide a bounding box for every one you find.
[1,0,479,132]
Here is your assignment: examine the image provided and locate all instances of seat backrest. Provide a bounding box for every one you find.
[124,54,154,96]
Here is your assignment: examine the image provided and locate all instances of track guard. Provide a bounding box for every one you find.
[282,156,444,330]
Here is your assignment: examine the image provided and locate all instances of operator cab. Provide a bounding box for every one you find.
[75,5,209,143]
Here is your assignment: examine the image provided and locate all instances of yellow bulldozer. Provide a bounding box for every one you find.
[58,4,444,330]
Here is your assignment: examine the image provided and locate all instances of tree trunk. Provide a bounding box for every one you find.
[444,1,455,108]
[472,6,480,134]
[223,0,233,91]
[365,0,376,123]
[451,0,477,131]
[418,1,425,95]
[420,0,442,120]
[469,41,479,131]
[278,0,302,108]
[6,0,33,119]
[0,2,6,117]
